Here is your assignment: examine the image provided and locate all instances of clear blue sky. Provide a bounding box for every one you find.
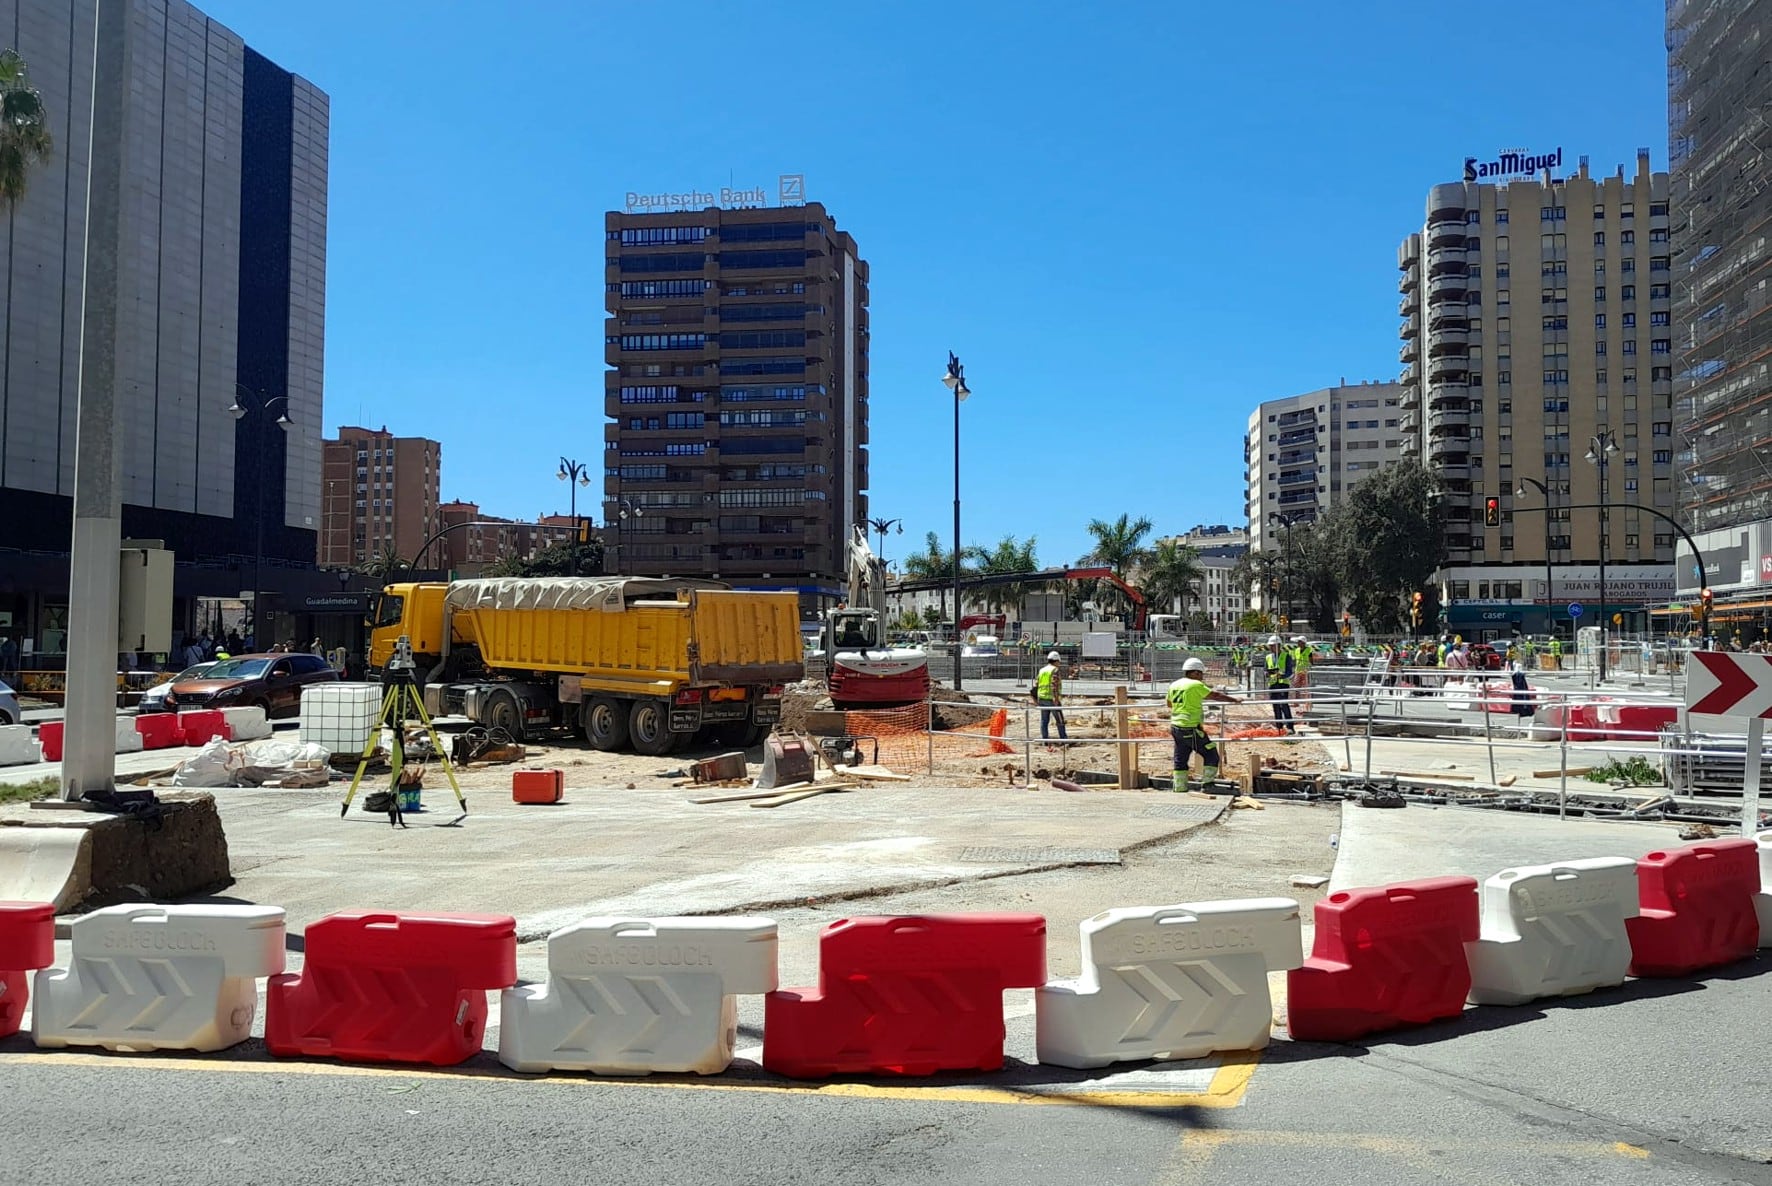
[205,0,1669,569]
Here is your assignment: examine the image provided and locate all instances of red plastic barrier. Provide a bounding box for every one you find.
[763,914,1047,1078]
[1565,703,1606,743]
[0,901,57,1038]
[133,714,186,750]
[176,710,230,747]
[37,722,63,763]
[265,911,517,1065]
[1625,839,1761,977]
[1286,876,1479,1042]
[1610,704,1677,742]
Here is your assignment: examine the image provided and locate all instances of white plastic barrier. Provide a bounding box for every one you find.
[1035,898,1303,1070]
[300,682,382,755]
[114,715,143,753]
[1465,857,1639,1006]
[0,724,39,767]
[499,916,777,1075]
[1757,831,1772,948]
[220,706,273,741]
[32,904,286,1052]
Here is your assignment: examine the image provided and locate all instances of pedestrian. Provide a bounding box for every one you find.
[309,637,325,657]
[1167,656,1240,789]
[1035,649,1068,743]
[226,629,242,654]
[1262,634,1295,734]
[0,634,17,683]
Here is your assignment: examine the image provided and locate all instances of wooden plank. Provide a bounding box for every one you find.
[748,782,859,809]
[1379,768,1477,781]
[833,764,912,782]
[690,784,812,804]
[1114,686,1134,793]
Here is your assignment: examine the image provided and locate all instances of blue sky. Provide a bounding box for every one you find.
[206,0,1669,570]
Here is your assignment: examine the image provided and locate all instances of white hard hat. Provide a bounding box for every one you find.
[1267,635,1282,645]
[1047,650,1061,661]
[1293,635,1307,643]
[1182,657,1206,673]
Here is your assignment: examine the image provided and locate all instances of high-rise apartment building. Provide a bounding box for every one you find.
[1244,380,1407,556]
[602,200,868,610]
[1668,1,1772,618]
[1398,153,1676,638]
[0,0,327,656]
[319,428,441,568]
[433,501,573,576]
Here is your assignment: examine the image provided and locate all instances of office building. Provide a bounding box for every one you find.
[0,0,327,657]
[1668,1,1772,620]
[319,428,441,568]
[602,199,868,610]
[1398,153,1676,638]
[1244,380,1407,556]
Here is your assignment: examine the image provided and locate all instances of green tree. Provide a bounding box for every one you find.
[1140,539,1204,615]
[1081,513,1154,620]
[1324,461,1445,636]
[901,531,968,623]
[485,539,605,578]
[1289,521,1343,634]
[963,534,1041,618]
[0,50,52,208]
[357,544,410,583]
[920,604,943,629]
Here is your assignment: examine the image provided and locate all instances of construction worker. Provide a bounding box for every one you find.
[1262,635,1295,734]
[1168,656,1240,789]
[1549,636,1563,669]
[1036,650,1068,742]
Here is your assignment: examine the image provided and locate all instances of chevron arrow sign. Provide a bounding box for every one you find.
[1687,651,1772,720]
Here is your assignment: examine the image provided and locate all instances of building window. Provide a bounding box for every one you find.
[1496,210,1509,224]
[1650,283,1670,299]
[1593,232,1605,246]
[1652,450,1671,464]
[1622,312,1636,328]
[1651,338,1671,354]
[1621,285,1635,300]
[1594,286,1606,302]
[1622,341,1637,355]
[1621,259,1635,274]
[1620,230,1635,245]
[1594,314,1606,329]
[1595,341,1607,356]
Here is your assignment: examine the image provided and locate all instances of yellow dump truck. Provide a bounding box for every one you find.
[367,577,803,754]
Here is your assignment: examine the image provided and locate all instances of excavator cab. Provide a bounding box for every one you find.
[828,610,879,652]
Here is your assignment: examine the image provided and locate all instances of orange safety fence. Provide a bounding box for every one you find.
[839,704,1016,769]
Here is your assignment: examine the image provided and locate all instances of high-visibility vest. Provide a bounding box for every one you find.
[1167,678,1210,728]
[1036,665,1058,701]
[1264,652,1290,686]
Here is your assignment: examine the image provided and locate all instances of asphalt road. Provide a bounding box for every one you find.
[2,806,1767,1186]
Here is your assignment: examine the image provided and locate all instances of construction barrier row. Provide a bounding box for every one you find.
[19,707,272,765]
[0,834,1768,1076]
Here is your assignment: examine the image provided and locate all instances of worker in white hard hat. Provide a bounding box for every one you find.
[1035,649,1068,743]
[1167,655,1241,789]
[1263,634,1296,733]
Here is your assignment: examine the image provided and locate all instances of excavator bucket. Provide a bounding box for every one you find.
[756,735,816,790]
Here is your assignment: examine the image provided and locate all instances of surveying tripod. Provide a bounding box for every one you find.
[340,635,468,827]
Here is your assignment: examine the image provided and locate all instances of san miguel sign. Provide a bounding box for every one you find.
[1463,147,1564,182]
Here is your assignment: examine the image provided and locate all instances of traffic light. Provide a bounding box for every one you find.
[1700,587,1714,641]
[1269,576,1280,593]
[1484,497,1500,527]
[1410,590,1423,627]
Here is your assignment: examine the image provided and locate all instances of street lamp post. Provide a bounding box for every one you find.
[1584,431,1619,682]
[866,516,904,568]
[557,457,592,575]
[942,354,971,691]
[1268,513,1301,629]
[1514,476,1556,641]
[616,498,644,574]
[228,384,292,649]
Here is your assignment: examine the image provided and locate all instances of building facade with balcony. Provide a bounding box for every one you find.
[1397,153,1676,638]
[319,428,441,570]
[433,501,573,577]
[601,202,868,610]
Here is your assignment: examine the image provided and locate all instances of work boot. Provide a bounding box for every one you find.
[1171,769,1187,792]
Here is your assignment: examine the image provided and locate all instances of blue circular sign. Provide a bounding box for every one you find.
[1568,602,1584,619]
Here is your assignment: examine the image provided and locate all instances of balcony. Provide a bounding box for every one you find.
[1426,273,1467,300]
[1399,384,1421,410]
[1400,339,1420,364]
[1427,327,1469,354]
[1399,293,1419,318]
[1399,265,1420,293]
[1427,381,1470,402]
[1276,429,1316,448]
[1427,405,1471,430]
[1399,237,1421,269]
[1399,410,1419,434]
[1427,218,1466,248]
[1401,314,1421,339]
[1427,245,1467,274]
[1427,359,1470,385]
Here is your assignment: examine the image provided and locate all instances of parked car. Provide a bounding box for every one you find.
[137,661,217,715]
[0,680,18,726]
[165,653,340,719]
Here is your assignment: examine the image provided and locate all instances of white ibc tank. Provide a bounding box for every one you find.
[1756,831,1772,948]
[0,724,39,767]
[1465,857,1639,1006]
[1035,898,1303,1070]
[114,716,143,753]
[499,916,777,1075]
[299,682,382,755]
[220,706,272,742]
[33,904,286,1052]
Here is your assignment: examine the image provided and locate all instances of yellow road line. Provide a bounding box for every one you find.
[0,1049,1259,1110]
[1161,1126,1655,1184]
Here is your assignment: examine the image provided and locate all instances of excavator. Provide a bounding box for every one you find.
[822,526,931,707]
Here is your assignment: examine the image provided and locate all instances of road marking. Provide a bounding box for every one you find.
[1612,1142,1650,1159]
[1160,1127,1655,1183]
[0,1048,1258,1109]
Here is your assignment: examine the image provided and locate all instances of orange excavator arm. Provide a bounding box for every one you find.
[1063,567,1148,631]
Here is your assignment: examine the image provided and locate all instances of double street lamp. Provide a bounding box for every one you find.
[615,497,644,573]
[942,354,971,690]
[866,516,904,568]
[228,384,292,649]
[1267,512,1305,629]
[558,457,592,574]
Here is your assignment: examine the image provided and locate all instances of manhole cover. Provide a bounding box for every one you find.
[1138,803,1224,821]
[959,846,1121,865]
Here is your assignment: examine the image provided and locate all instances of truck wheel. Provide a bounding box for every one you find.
[486,689,525,742]
[583,697,629,752]
[628,699,676,756]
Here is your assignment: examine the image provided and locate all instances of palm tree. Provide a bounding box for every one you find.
[1082,513,1153,620]
[1141,539,1204,616]
[0,50,53,208]
[901,531,967,625]
[357,544,410,583]
[965,535,1041,619]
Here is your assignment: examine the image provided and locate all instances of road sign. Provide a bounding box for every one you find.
[1568,603,1583,619]
[1684,651,1772,837]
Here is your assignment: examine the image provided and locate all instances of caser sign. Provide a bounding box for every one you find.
[1464,147,1564,181]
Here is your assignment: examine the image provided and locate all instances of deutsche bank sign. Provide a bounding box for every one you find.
[1463,147,1564,182]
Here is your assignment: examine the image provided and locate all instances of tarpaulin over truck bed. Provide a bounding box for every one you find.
[441,577,727,614]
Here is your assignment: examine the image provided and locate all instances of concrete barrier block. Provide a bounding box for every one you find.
[500,916,778,1075]
[33,904,286,1052]
[220,707,272,742]
[114,716,143,754]
[1466,857,1639,1006]
[0,828,94,914]
[0,725,39,767]
[1036,898,1303,1069]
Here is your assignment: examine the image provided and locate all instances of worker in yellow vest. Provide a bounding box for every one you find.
[1167,656,1241,789]
[1035,650,1068,742]
[1263,634,1295,733]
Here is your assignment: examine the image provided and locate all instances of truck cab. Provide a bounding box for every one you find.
[367,582,453,672]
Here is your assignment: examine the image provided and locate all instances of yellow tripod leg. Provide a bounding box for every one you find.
[406,684,468,824]
[341,683,401,817]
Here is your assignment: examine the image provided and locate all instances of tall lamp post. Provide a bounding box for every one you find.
[866,516,904,567]
[228,384,292,649]
[1268,512,1302,629]
[558,457,592,574]
[1584,431,1619,682]
[1514,476,1556,640]
[942,354,971,690]
[616,497,644,574]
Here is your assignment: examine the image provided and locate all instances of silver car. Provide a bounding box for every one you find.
[0,680,19,727]
[137,662,217,715]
